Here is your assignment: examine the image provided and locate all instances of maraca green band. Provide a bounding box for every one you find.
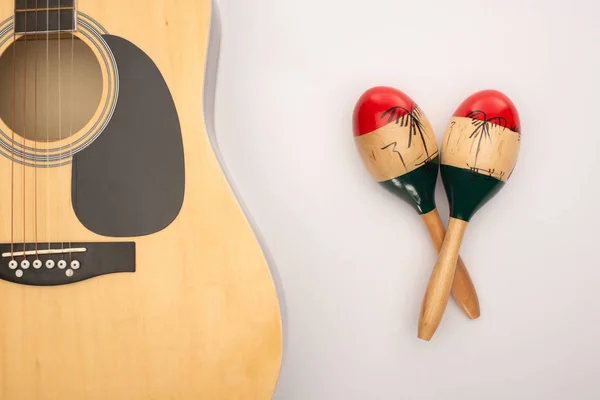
[380,157,439,215]
[440,165,504,222]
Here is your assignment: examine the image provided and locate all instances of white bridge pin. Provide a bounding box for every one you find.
[66,269,74,278]
[8,260,18,270]
[58,260,67,270]
[46,260,55,269]
[15,270,23,278]
[21,260,30,270]
[33,260,42,269]
[71,260,80,270]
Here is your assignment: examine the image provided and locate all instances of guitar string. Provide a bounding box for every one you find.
[46,1,50,255]
[21,2,29,261]
[58,0,64,259]
[68,6,74,263]
[34,0,39,260]
[10,7,16,262]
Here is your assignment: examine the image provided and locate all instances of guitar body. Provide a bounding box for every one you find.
[0,1,282,399]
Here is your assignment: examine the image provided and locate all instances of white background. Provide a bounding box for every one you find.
[212,0,600,399]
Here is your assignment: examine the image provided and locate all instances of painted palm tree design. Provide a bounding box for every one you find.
[380,103,437,168]
[466,110,507,172]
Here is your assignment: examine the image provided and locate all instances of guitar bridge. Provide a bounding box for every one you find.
[0,242,135,286]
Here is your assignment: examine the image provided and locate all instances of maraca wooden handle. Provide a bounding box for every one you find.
[418,217,469,341]
[420,210,480,320]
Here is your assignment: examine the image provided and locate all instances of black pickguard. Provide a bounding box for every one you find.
[72,35,185,237]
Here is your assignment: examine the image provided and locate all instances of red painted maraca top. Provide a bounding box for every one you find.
[441,89,521,183]
[453,89,521,133]
[353,86,418,137]
[352,86,439,182]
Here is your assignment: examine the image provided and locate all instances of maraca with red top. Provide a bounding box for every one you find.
[418,89,521,340]
[353,86,480,319]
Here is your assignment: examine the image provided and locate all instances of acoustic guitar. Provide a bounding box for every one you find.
[0,0,282,399]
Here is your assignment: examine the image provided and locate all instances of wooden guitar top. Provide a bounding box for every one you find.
[0,1,283,398]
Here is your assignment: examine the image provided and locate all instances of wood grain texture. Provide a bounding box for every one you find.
[420,209,479,320]
[418,217,468,341]
[0,1,283,399]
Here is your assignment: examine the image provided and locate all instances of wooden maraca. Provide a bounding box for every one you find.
[418,89,521,341]
[353,86,480,319]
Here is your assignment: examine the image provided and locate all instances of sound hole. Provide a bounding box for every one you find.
[0,34,102,142]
